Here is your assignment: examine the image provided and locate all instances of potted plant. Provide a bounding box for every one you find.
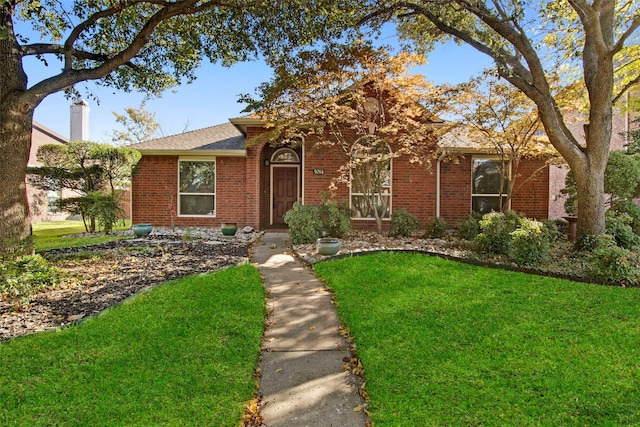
[316,236,342,255]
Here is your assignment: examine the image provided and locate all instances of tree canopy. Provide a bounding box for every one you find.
[243,42,447,233]
[0,0,363,252]
[364,0,640,238]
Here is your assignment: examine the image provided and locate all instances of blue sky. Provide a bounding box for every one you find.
[30,35,491,142]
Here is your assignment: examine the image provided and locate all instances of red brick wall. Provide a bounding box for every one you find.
[440,156,473,224]
[132,144,549,230]
[511,158,550,219]
[131,155,249,228]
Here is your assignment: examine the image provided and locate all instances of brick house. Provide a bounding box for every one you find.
[129,116,550,231]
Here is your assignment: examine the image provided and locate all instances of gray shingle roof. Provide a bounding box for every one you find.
[130,122,245,152]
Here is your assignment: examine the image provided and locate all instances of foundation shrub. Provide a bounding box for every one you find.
[424,216,448,239]
[510,218,550,266]
[318,199,351,238]
[588,235,640,285]
[0,255,61,301]
[475,211,520,255]
[284,202,323,244]
[605,212,639,250]
[456,213,482,240]
[388,208,420,238]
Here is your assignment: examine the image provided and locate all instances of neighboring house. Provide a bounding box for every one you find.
[28,121,70,221]
[547,96,639,219]
[129,116,550,231]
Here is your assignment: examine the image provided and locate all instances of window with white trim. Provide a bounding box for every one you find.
[350,138,392,219]
[178,159,216,216]
[471,157,509,214]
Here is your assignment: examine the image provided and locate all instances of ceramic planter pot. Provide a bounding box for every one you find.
[221,222,238,237]
[132,223,152,237]
[316,237,341,256]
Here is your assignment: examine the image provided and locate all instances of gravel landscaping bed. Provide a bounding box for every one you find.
[1,228,261,341]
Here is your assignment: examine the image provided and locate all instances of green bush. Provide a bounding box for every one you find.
[611,200,640,234]
[0,255,61,301]
[389,208,420,237]
[541,219,561,242]
[318,199,351,238]
[589,235,640,285]
[87,192,125,234]
[510,218,549,266]
[424,216,448,239]
[284,202,323,244]
[605,212,639,249]
[456,213,481,240]
[475,211,520,255]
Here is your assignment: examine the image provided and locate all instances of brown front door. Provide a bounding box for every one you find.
[272,166,299,226]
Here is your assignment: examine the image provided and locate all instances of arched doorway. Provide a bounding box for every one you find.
[269,148,301,227]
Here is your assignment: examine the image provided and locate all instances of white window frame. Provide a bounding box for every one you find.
[349,141,392,220]
[178,158,216,217]
[470,156,510,214]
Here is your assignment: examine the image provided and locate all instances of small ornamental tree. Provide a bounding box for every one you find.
[243,42,448,234]
[364,0,640,239]
[28,141,140,233]
[0,0,362,253]
[449,74,560,212]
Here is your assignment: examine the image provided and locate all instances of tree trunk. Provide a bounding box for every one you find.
[0,103,34,254]
[1,6,36,253]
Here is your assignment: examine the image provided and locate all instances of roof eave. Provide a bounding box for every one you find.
[229,116,267,135]
[138,149,247,157]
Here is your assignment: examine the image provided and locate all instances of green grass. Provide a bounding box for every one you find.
[32,220,132,252]
[315,252,640,426]
[0,265,265,426]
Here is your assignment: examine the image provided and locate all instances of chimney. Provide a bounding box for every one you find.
[70,98,90,141]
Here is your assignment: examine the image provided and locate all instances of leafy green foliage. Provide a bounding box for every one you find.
[611,200,640,234]
[510,218,549,266]
[475,211,520,255]
[605,151,640,200]
[589,236,640,285]
[456,213,481,240]
[28,141,140,233]
[605,211,640,250]
[284,202,323,244]
[111,101,160,145]
[86,192,126,234]
[424,216,448,239]
[318,198,351,238]
[0,255,61,303]
[388,208,420,237]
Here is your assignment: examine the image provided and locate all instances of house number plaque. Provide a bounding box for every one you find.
[312,169,324,175]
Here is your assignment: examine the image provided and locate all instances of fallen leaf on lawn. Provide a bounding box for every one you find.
[275,368,284,374]
[308,326,316,330]
[353,405,363,412]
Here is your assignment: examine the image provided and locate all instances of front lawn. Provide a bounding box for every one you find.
[32,220,132,252]
[315,252,640,426]
[0,265,264,426]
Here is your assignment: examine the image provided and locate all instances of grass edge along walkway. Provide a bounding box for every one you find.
[0,264,264,427]
[314,252,640,426]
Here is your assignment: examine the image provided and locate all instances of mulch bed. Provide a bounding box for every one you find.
[1,237,254,342]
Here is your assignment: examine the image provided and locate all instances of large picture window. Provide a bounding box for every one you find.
[471,157,509,214]
[179,159,216,216]
[350,139,392,219]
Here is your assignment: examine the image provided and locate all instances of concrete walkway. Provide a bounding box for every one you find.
[252,233,368,427]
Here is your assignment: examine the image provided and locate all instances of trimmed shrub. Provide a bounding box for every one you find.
[318,199,351,238]
[284,202,323,244]
[511,218,549,266]
[87,192,125,234]
[456,213,481,240]
[611,200,640,234]
[589,235,640,285]
[389,208,420,238]
[541,219,561,242]
[475,211,520,255]
[605,212,639,249]
[424,216,448,239]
